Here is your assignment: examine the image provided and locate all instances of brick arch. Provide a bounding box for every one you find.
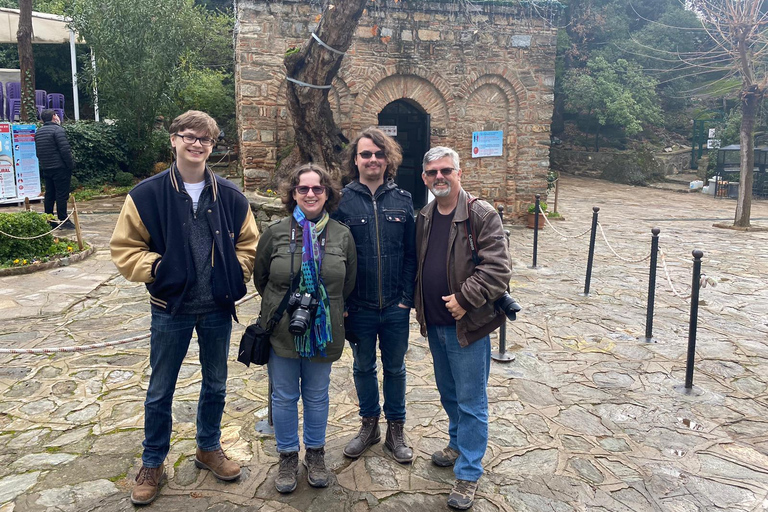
[328,75,354,127]
[458,71,527,114]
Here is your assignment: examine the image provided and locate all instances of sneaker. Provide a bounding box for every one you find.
[432,446,459,467]
[130,465,166,505]
[275,451,299,493]
[59,220,76,230]
[304,447,330,488]
[343,416,380,458]
[47,219,60,229]
[194,447,241,481]
[385,420,413,464]
[447,479,478,510]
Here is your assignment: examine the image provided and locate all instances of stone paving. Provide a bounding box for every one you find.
[1,177,768,511]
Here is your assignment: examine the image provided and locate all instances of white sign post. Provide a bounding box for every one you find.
[471,131,503,158]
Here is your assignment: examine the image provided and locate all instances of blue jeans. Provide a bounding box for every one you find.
[427,324,490,482]
[347,303,410,421]
[268,348,333,453]
[142,309,232,468]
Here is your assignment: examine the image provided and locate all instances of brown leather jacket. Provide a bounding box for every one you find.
[415,188,512,347]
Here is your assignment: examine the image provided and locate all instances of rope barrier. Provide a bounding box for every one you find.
[658,246,692,299]
[0,210,76,240]
[597,223,652,264]
[538,205,592,239]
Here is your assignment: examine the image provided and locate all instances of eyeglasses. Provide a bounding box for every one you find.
[174,133,216,147]
[358,150,386,160]
[294,185,326,195]
[424,167,455,178]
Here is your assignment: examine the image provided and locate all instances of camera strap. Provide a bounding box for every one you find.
[464,197,481,265]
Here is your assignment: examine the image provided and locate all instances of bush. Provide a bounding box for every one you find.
[114,171,135,187]
[0,212,53,261]
[124,127,172,178]
[64,121,129,186]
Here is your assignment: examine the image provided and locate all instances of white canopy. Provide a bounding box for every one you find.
[0,8,90,120]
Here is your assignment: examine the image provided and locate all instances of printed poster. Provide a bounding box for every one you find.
[0,123,14,199]
[12,124,41,199]
[471,130,504,158]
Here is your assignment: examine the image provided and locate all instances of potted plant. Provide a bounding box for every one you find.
[527,201,547,229]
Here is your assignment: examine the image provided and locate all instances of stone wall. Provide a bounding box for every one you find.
[235,0,559,216]
[550,147,692,185]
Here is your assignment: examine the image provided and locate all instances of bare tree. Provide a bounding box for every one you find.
[685,0,768,227]
[17,0,35,122]
[281,0,368,179]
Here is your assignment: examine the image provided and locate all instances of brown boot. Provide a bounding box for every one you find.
[385,420,414,464]
[304,447,330,488]
[195,447,242,481]
[343,416,380,458]
[130,465,166,505]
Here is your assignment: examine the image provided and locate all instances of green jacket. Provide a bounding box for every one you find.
[253,216,357,363]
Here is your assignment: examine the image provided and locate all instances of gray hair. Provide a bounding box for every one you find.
[422,146,460,173]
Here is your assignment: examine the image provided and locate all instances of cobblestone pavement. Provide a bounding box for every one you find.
[1,177,767,511]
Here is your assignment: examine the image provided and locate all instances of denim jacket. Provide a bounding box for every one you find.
[332,180,416,310]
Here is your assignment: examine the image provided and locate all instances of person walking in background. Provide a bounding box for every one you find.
[110,110,259,505]
[415,146,511,510]
[35,109,75,229]
[253,163,356,493]
[332,127,417,464]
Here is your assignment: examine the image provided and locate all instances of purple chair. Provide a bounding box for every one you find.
[0,83,4,120]
[35,89,47,118]
[6,82,20,121]
[8,99,20,121]
[48,93,65,120]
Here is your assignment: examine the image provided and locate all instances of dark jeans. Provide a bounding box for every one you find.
[43,167,71,221]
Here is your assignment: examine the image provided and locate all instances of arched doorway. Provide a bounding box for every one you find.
[378,99,430,209]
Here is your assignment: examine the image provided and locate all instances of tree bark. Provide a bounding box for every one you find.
[17,0,35,122]
[734,84,762,227]
[281,0,368,181]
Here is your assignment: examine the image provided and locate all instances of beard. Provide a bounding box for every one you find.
[429,180,452,197]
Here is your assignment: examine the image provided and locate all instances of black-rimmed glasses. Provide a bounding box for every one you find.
[174,133,216,147]
[424,167,455,178]
[358,150,386,160]
[294,185,326,195]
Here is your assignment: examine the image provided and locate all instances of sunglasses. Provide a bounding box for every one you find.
[424,167,455,178]
[358,150,386,160]
[294,185,326,195]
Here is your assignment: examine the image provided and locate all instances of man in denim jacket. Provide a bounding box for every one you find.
[332,127,417,463]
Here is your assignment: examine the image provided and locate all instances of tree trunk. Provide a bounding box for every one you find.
[281,0,367,181]
[734,84,761,227]
[17,0,35,122]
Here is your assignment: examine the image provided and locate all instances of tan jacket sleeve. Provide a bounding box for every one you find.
[236,207,260,282]
[110,195,161,283]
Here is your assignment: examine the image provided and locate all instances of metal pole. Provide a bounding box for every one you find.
[685,250,704,389]
[492,221,515,363]
[583,207,600,296]
[643,228,660,342]
[553,172,559,214]
[69,29,80,121]
[532,194,540,268]
[268,377,273,426]
[90,49,100,122]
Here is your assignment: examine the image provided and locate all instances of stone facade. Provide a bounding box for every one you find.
[235,0,559,216]
[550,147,692,185]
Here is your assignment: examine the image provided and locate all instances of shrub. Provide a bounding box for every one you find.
[114,171,135,187]
[528,202,547,214]
[0,212,53,261]
[64,121,129,186]
[124,128,172,178]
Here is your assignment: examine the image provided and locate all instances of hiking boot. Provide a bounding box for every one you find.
[384,420,413,464]
[59,220,76,230]
[304,447,330,488]
[343,416,380,458]
[432,446,460,467]
[275,451,299,493]
[447,479,478,510]
[195,447,241,481]
[130,465,166,505]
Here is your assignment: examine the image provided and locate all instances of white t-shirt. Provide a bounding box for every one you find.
[184,181,205,213]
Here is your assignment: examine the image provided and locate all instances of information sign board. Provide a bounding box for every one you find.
[471,130,503,158]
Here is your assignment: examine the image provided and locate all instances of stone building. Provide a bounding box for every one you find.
[235,0,559,215]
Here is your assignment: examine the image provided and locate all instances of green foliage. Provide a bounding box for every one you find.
[125,128,172,177]
[63,122,129,185]
[562,57,663,140]
[0,212,53,262]
[173,67,234,135]
[72,184,132,201]
[528,202,547,214]
[113,171,135,187]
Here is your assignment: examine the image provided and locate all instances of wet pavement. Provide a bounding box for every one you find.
[1,177,767,511]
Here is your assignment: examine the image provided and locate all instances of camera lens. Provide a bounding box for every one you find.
[289,309,313,335]
[494,293,521,321]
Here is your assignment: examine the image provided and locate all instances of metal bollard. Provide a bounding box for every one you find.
[582,206,600,296]
[685,250,704,389]
[492,226,515,363]
[532,194,540,268]
[643,228,661,342]
[268,377,273,426]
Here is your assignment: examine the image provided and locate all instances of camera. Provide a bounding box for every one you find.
[494,293,521,321]
[286,292,319,335]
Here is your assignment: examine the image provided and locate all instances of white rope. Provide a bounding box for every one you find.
[286,77,332,89]
[658,246,692,299]
[537,205,592,239]
[597,223,652,264]
[311,32,346,55]
[0,210,76,240]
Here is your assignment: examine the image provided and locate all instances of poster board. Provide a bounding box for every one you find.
[0,123,14,199]
[12,123,41,199]
[471,130,503,158]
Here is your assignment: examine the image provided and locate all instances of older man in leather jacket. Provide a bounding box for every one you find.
[332,127,417,464]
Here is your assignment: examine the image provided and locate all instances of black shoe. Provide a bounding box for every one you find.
[448,479,478,510]
[59,220,76,230]
[343,416,380,458]
[275,452,298,493]
[304,447,330,488]
[47,219,60,229]
[385,420,413,464]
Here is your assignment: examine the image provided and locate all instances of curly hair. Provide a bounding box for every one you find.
[280,163,341,215]
[343,127,403,183]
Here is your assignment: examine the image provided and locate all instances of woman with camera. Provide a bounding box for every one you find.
[253,163,357,493]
